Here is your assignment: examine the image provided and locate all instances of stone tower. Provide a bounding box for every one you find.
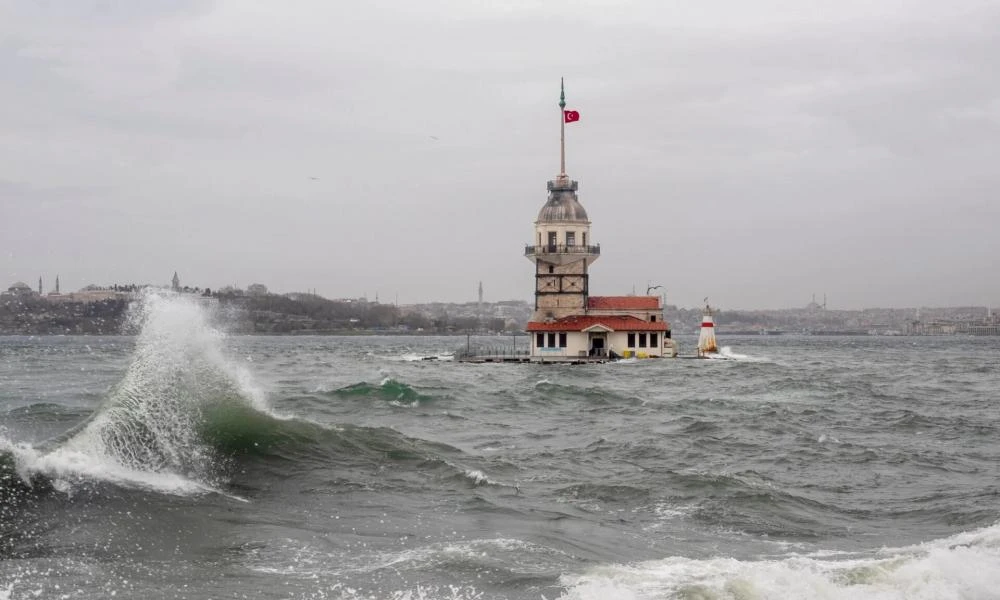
[523,79,599,321]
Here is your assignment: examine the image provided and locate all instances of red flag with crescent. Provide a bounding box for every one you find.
[563,110,580,123]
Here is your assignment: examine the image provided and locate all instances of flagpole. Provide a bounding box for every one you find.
[559,77,566,177]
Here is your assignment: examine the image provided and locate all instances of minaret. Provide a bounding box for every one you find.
[171,271,180,292]
[55,275,60,294]
[38,277,42,295]
[524,79,599,321]
[477,281,484,322]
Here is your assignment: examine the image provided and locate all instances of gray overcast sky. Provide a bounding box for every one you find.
[2,0,998,309]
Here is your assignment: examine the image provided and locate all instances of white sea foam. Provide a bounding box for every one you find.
[398,352,455,362]
[363,538,548,574]
[818,433,842,444]
[6,441,221,496]
[463,469,497,486]
[704,346,767,362]
[557,521,1000,599]
[325,583,486,600]
[645,501,698,527]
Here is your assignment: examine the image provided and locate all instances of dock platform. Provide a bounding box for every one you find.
[458,355,614,364]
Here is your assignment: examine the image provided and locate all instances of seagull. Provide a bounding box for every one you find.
[309,177,319,180]
[646,285,662,295]
[429,135,439,140]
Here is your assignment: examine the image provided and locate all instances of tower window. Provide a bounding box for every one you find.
[651,315,657,322]
[547,231,557,250]
[548,265,554,274]
[582,232,587,246]
[536,333,544,348]
[566,231,575,246]
[627,333,635,347]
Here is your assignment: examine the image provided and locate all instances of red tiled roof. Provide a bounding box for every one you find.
[587,296,659,310]
[527,315,668,332]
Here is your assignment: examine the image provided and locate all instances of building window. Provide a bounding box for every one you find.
[547,332,556,347]
[536,333,544,348]
[582,232,587,246]
[638,333,648,348]
[548,265,554,274]
[627,333,635,347]
[559,333,567,347]
[547,231,557,249]
[650,333,658,347]
[537,232,541,245]
[650,315,656,322]
[566,231,575,246]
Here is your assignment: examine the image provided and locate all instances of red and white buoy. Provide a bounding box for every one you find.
[697,300,718,357]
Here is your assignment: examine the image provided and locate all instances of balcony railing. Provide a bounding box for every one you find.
[524,244,601,256]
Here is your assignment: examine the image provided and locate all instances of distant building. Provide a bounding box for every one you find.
[45,275,63,298]
[2,281,37,298]
[171,272,181,292]
[805,293,826,311]
[247,283,269,296]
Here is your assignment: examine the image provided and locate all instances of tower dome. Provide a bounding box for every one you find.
[536,178,588,223]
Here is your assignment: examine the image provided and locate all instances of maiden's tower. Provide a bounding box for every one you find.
[524,81,676,361]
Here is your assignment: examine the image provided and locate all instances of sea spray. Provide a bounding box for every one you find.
[10,291,269,494]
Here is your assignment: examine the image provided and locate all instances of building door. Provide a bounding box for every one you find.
[589,334,606,356]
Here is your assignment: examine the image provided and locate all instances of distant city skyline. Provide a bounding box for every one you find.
[7,272,997,312]
[2,1,998,310]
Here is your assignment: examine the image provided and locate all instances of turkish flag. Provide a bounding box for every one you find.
[563,110,580,123]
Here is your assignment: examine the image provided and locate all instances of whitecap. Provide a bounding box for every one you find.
[558,521,1000,599]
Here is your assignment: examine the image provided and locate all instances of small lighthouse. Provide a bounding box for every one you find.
[697,300,718,357]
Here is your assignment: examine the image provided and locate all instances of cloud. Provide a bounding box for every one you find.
[1,0,998,307]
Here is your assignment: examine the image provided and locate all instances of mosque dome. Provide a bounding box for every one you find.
[536,178,589,223]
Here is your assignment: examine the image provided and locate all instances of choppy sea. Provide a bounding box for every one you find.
[1,293,999,599]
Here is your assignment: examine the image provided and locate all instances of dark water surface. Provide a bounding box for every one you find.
[1,295,998,599]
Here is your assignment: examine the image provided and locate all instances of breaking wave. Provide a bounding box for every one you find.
[398,352,455,362]
[705,346,767,361]
[557,521,1000,599]
[0,291,273,497]
[0,292,483,514]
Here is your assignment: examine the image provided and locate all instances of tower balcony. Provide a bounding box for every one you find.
[525,244,600,258]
